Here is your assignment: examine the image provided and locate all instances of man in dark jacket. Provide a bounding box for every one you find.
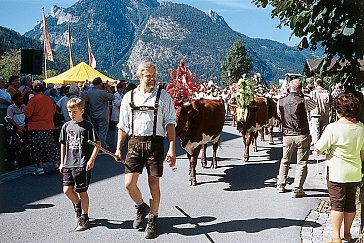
[277,79,312,198]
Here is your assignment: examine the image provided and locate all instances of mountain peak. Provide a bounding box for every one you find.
[206,9,229,28]
[50,5,79,25]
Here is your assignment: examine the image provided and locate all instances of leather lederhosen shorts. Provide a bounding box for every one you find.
[125,136,165,177]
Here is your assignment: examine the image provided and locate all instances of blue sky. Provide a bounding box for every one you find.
[0,0,299,44]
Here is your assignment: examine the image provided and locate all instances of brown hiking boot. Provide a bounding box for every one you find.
[75,214,90,231]
[133,203,150,229]
[144,214,158,239]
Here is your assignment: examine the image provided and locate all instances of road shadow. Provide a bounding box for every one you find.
[23,203,55,210]
[0,158,124,214]
[112,216,322,237]
[218,162,280,191]
[173,130,241,163]
[90,218,127,230]
[158,217,321,236]
[0,129,243,214]
[89,214,321,239]
[302,188,329,198]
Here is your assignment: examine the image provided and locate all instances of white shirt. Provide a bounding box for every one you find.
[57,96,71,121]
[117,86,176,137]
[6,104,26,127]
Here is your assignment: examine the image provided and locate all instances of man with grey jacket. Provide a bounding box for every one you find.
[87,77,114,149]
[309,78,331,146]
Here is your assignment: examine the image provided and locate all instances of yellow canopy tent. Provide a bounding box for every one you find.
[44,62,114,84]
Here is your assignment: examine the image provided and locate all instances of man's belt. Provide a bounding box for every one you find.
[283,128,307,136]
[130,105,158,112]
[129,135,164,142]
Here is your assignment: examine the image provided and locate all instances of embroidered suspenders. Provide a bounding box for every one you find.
[129,85,162,137]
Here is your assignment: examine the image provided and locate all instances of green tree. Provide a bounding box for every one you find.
[252,0,364,88]
[0,49,65,83]
[0,49,21,81]
[221,40,253,87]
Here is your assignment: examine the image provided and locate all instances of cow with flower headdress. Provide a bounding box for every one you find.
[167,60,225,186]
[235,76,278,161]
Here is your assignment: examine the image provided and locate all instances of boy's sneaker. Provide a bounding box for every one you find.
[144,214,158,239]
[291,188,306,198]
[133,202,150,229]
[75,215,90,231]
[276,184,285,193]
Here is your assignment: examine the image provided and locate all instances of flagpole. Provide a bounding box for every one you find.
[42,7,48,79]
[68,19,73,69]
[87,29,89,64]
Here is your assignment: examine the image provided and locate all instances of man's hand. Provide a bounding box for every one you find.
[114,149,125,163]
[165,148,176,168]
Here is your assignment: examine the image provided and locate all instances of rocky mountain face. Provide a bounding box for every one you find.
[24,0,320,83]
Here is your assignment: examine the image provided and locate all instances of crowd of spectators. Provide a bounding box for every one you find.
[0,75,128,173]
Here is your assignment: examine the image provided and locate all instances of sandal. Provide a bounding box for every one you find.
[325,238,342,243]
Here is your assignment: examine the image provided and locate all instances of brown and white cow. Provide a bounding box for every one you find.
[237,96,278,161]
[175,98,225,186]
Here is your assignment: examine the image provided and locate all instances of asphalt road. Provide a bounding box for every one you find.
[0,120,328,243]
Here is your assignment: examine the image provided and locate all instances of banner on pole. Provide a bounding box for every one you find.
[87,33,96,68]
[42,8,53,62]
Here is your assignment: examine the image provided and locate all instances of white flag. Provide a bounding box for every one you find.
[87,33,96,68]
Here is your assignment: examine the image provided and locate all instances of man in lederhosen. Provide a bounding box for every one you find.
[115,61,176,239]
